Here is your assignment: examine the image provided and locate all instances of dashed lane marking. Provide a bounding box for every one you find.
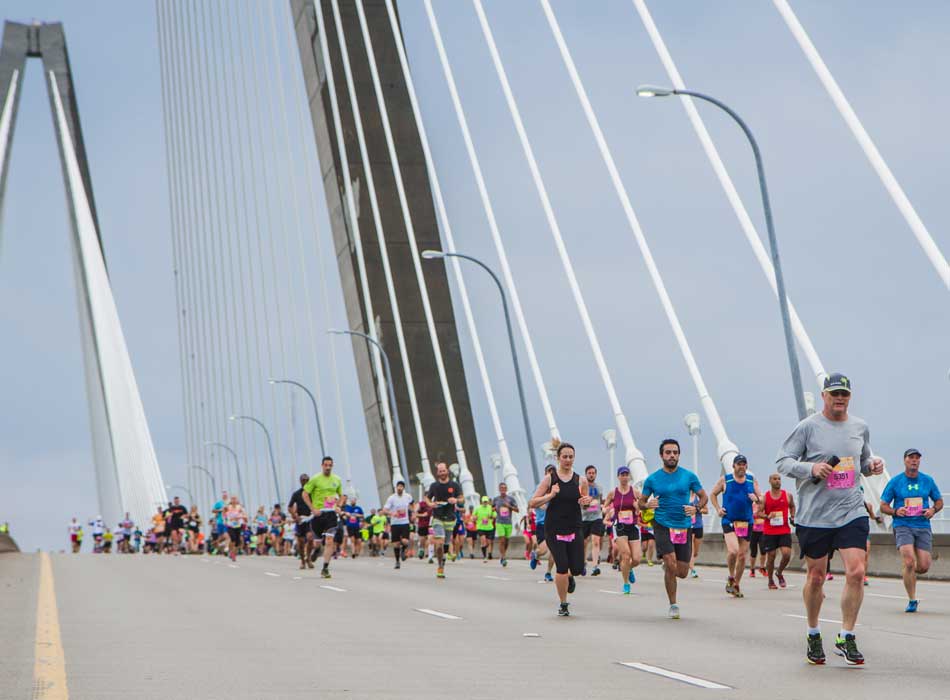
[320,585,347,592]
[619,662,731,689]
[265,572,280,577]
[414,608,462,620]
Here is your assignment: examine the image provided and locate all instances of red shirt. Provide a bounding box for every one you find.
[763,489,791,535]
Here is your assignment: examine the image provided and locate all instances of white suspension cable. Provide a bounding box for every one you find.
[312,0,402,483]
[424,0,560,446]
[632,0,828,389]
[473,0,646,480]
[773,0,949,291]
[541,0,739,474]
[383,0,522,502]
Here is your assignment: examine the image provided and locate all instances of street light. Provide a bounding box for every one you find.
[268,378,327,457]
[203,442,246,505]
[637,84,807,421]
[602,429,617,490]
[165,483,194,504]
[684,412,701,476]
[328,328,407,488]
[421,249,541,486]
[228,415,280,504]
[190,465,217,495]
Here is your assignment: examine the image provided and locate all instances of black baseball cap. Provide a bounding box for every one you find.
[903,448,922,458]
[733,454,748,465]
[823,372,852,393]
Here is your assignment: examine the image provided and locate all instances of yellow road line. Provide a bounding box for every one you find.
[33,552,69,699]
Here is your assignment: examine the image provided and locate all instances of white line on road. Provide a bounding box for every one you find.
[415,608,462,620]
[264,572,280,577]
[598,589,622,595]
[523,633,541,637]
[320,585,347,592]
[782,613,860,626]
[292,576,302,580]
[228,564,239,569]
[484,575,510,581]
[619,662,731,689]
[867,593,905,600]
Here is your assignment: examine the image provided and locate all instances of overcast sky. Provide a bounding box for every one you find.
[1,1,946,551]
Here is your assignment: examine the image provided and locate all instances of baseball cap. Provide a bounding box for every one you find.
[481,495,490,503]
[823,372,852,393]
[904,448,922,458]
[733,454,748,465]
[617,465,630,476]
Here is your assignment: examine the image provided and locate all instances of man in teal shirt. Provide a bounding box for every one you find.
[879,449,943,613]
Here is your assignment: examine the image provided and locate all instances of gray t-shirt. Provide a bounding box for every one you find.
[383,493,414,525]
[581,481,604,522]
[491,495,517,525]
[776,412,872,528]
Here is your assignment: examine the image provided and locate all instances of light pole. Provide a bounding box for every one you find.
[228,416,280,504]
[268,378,326,457]
[328,328,407,488]
[684,412,701,477]
[637,85,807,421]
[422,250,540,486]
[602,429,617,490]
[203,442,246,506]
[190,465,217,495]
[165,483,194,504]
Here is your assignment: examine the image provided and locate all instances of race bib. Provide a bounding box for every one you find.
[827,457,855,489]
[618,510,634,525]
[555,533,576,542]
[690,512,697,526]
[480,517,491,527]
[323,497,337,509]
[395,509,407,519]
[733,521,749,538]
[769,512,784,527]
[753,518,765,532]
[587,501,601,512]
[670,528,688,544]
[904,497,923,516]
[499,507,510,518]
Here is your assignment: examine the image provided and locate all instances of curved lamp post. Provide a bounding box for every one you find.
[228,415,280,503]
[203,442,246,505]
[268,378,327,457]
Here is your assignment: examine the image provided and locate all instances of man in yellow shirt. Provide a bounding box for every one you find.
[302,456,345,579]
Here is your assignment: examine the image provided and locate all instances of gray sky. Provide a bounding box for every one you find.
[1,1,946,551]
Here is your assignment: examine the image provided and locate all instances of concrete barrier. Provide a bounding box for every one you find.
[693,532,949,580]
[0,532,20,553]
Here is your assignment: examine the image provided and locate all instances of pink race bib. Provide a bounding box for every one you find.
[618,510,634,525]
[395,509,407,519]
[670,528,688,544]
[733,521,749,538]
[323,497,337,509]
[753,519,765,533]
[479,517,491,527]
[904,497,923,517]
[556,533,576,542]
[499,507,510,518]
[826,457,856,490]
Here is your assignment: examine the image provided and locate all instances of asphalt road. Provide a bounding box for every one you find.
[4,550,949,699]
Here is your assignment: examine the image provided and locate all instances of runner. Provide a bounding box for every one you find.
[223,495,248,561]
[382,481,414,569]
[102,528,113,554]
[185,507,201,554]
[491,482,519,567]
[343,498,365,558]
[463,506,478,559]
[415,498,433,562]
[281,517,295,555]
[425,462,464,579]
[69,518,81,553]
[639,507,656,565]
[776,372,885,665]
[212,491,229,554]
[166,496,188,555]
[581,465,606,576]
[118,513,135,554]
[369,509,387,556]
[288,474,314,569]
[879,448,943,613]
[473,496,495,562]
[268,505,285,555]
[302,457,345,579]
[529,443,591,617]
[89,515,105,553]
[749,502,768,578]
[639,439,707,619]
[604,465,641,595]
[710,455,761,598]
[530,464,556,582]
[761,472,795,590]
[688,492,707,578]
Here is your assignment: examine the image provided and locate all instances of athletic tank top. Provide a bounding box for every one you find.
[546,472,582,535]
[763,489,791,535]
[611,487,637,526]
[722,474,754,525]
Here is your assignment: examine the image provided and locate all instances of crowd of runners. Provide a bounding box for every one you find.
[66,372,943,666]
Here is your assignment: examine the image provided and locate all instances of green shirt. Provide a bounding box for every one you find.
[304,473,343,511]
[371,513,387,534]
[474,504,495,530]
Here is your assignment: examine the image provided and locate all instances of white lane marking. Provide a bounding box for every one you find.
[782,613,860,626]
[415,608,462,620]
[619,662,731,689]
[265,572,280,577]
[598,589,622,595]
[292,576,302,580]
[523,633,541,638]
[867,593,905,600]
[484,575,510,581]
[228,564,239,569]
[320,585,347,592]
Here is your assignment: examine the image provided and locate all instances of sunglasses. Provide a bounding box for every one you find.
[828,390,851,397]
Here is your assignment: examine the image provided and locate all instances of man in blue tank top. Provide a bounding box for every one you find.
[710,455,762,598]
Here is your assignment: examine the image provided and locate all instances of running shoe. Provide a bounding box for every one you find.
[469,553,474,559]
[544,572,554,583]
[395,560,401,569]
[436,567,445,579]
[622,583,631,595]
[529,552,538,570]
[447,552,457,562]
[591,566,601,577]
[749,569,756,578]
[768,579,778,590]
[777,574,787,589]
[428,558,434,564]
[759,567,768,577]
[668,604,680,620]
[558,603,570,617]
[731,584,744,598]
[501,558,508,568]
[725,576,735,595]
[321,568,332,579]
[567,576,576,594]
[628,570,636,584]
[689,568,698,579]
[418,550,425,560]
[834,634,864,665]
[863,576,869,586]
[612,562,619,570]
[825,573,834,581]
[905,599,919,613]
[806,633,826,665]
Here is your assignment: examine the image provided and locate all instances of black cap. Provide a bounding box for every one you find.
[733,454,748,465]
[903,448,922,458]
[823,372,852,393]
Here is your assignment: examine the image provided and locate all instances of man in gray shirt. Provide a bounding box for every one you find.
[776,372,884,667]
[491,482,519,567]
[581,465,606,577]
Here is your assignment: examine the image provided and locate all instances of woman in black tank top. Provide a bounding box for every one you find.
[529,442,591,617]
